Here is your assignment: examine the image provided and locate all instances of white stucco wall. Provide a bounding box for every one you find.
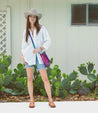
[0,0,98,81]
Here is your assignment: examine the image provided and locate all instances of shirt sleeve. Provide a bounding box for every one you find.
[41,26,51,51]
[21,29,27,53]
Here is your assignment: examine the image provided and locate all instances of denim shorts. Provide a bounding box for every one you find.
[24,55,47,71]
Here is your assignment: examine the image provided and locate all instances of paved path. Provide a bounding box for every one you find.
[0,101,97,113]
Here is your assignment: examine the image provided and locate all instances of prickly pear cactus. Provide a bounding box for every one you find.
[68,70,78,81]
[78,64,88,75]
[61,78,71,91]
[71,79,81,90]
[78,61,97,82]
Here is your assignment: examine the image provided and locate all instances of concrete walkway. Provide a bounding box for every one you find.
[0,101,97,113]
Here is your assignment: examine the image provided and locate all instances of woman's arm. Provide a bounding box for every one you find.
[41,26,51,51]
[20,29,27,65]
[36,26,51,54]
[20,53,27,65]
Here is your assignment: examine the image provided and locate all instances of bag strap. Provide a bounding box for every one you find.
[29,31,36,49]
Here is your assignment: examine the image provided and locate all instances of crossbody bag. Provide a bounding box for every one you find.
[29,31,51,67]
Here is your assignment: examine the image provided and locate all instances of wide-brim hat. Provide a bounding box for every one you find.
[24,8,42,20]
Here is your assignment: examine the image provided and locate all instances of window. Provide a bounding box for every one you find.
[89,4,98,25]
[71,4,98,26]
[71,4,86,25]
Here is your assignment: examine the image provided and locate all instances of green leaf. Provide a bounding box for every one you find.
[69,89,77,95]
[17,63,24,71]
[54,81,61,88]
[68,71,78,81]
[78,64,88,75]
[4,76,11,86]
[1,86,5,91]
[15,81,25,90]
[95,88,98,95]
[87,62,94,74]
[49,75,53,80]
[51,69,57,76]
[62,73,67,79]
[87,74,97,81]
[0,78,3,87]
[71,79,81,89]
[58,90,66,99]
[53,65,59,70]
[61,79,71,91]
[93,70,96,74]
[4,88,13,94]
[0,63,5,73]
[90,81,95,90]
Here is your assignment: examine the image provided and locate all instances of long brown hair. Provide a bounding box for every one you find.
[25,15,42,42]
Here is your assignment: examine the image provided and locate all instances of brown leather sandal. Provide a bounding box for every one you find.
[49,100,56,108]
[29,101,35,108]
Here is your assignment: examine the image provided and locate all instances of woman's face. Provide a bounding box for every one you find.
[28,15,37,24]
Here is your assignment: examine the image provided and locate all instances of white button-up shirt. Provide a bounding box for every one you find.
[21,25,51,65]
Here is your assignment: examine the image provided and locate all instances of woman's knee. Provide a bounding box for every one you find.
[26,68,33,81]
[27,75,33,81]
[42,77,49,83]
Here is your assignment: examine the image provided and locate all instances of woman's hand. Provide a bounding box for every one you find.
[20,53,27,65]
[33,48,41,54]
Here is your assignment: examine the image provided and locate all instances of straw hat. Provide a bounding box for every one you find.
[24,8,42,20]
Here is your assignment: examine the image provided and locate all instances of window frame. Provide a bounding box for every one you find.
[71,3,98,26]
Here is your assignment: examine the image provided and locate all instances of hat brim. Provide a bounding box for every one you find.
[24,12,42,20]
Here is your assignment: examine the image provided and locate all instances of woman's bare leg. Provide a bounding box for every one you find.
[26,67,34,101]
[39,68,53,101]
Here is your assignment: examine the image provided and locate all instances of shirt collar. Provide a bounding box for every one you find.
[28,27,36,37]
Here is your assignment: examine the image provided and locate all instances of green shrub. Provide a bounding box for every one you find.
[0,53,98,99]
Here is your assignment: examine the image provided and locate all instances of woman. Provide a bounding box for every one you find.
[20,8,56,108]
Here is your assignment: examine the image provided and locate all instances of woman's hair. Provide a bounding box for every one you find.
[25,15,42,42]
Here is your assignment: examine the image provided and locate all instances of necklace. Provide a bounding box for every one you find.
[31,31,34,38]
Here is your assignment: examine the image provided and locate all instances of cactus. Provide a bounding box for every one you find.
[78,64,88,75]
[82,80,95,91]
[68,70,78,81]
[71,79,81,90]
[0,78,3,87]
[78,61,97,82]
[87,74,97,81]
[51,65,62,80]
[3,88,27,96]
[62,73,67,79]
[3,76,12,86]
[54,81,61,96]
[90,81,95,90]
[17,63,24,71]
[5,69,12,76]
[77,86,91,95]
[15,81,25,90]
[53,65,59,70]
[0,63,6,74]
[0,53,12,74]
[61,79,71,91]
[87,61,95,74]
[51,69,57,77]
[14,63,27,77]
[4,88,13,94]
[40,89,47,96]
[0,86,5,91]
[69,79,81,94]
[58,89,67,99]
[69,89,77,95]
[94,88,98,97]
